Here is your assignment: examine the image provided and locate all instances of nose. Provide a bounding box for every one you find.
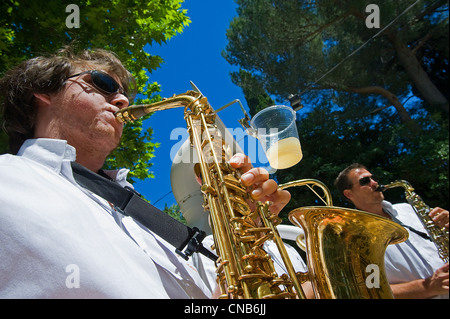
[110,93,129,109]
[370,178,380,190]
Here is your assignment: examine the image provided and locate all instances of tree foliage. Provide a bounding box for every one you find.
[0,0,190,182]
[224,0,449,217]
[163,203,186,224]
[224,0,448,119]
[276,99,449,224]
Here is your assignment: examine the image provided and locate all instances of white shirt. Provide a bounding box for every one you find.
[0,138,212,298]
[383,201,448,299]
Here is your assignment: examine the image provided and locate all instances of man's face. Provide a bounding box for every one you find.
[45,67,129,153]
[344,168,384,209]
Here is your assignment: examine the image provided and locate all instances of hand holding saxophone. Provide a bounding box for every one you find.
[428,263,449,296]
[429,207,449,229]
[229,153,291,216]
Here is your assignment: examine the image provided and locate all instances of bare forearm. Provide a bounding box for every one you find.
[391,278,439,299]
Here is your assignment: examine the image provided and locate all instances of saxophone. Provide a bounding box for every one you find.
[378,180,449,263]
[116,91,305,299]
[116,89,408,299]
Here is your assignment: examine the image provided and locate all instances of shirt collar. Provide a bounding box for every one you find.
[382,200,399,219]
[17,138,76,174]
[17,138,131,186]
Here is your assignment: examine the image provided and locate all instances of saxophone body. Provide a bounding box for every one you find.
[116,89,408,298]
[378,180,449,263]
[116,91,305,299]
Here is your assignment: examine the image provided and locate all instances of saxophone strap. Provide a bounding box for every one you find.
[70,161,217,262]
[384,209,431,241]
[397,224,431,241]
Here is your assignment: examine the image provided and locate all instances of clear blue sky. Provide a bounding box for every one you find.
[134,1,262,210]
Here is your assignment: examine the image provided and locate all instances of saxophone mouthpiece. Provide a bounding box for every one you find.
[375,185,385,192]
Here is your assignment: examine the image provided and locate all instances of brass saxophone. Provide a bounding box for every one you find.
[378,180,449,263]
[116,91,305,299]
[116,90,408,299]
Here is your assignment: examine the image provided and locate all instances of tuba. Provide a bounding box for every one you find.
[378,180,449,263]
[116,89,408,299]
[279,180,408,299]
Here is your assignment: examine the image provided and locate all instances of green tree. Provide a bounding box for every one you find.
[224,0,448,122]
[276,99,449,224]
[231,69,275,116]
[0,0,190,183]
[223,0,449,216]
[163,203,186,224]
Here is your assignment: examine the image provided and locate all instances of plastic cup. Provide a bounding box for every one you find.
[250,105,302,169]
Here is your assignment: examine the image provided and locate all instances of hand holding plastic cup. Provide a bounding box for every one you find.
[250,105,303,169]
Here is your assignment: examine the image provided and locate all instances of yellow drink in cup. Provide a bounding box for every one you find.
[265,137,303,169]
[250,105,302,169]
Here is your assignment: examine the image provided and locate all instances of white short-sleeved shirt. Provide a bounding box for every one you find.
[0,138,212,298]
[383,201,448,299]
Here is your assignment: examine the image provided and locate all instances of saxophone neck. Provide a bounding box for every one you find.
[115,91,208,123]
[376,180,413,193]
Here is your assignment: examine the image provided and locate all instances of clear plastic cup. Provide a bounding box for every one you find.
[250,105,302,169]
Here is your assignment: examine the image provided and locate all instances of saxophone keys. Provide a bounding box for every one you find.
[201,184,216,195]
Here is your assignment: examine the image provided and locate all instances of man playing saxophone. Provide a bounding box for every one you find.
[0,47,291,298]
[335,163,449,299]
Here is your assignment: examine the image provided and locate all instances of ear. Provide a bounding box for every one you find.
[343,189,352,201]
[33,93,52,106]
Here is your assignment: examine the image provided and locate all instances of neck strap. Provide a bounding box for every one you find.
[70,161,217,261]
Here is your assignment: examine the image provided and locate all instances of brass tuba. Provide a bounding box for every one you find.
[378,180,449,263]
[279,179,408,299]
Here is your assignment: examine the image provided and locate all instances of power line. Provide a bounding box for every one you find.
[296,0,422,105]
[153,190,173,206]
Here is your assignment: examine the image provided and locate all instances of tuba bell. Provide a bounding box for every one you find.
[280,180,408,299]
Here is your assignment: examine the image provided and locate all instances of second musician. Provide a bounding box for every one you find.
[335,163,449,299]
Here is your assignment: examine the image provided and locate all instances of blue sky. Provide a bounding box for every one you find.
[134,1,262,210]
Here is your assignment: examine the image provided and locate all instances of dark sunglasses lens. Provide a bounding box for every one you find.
[359,175,377,186]
[91,71,120,93]
[359,176,371,186]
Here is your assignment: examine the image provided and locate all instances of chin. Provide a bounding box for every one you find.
[93,129,122,152]
[108,134,122,150]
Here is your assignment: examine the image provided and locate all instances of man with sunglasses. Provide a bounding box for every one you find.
[335,163,449,299]
[0,47,291,298]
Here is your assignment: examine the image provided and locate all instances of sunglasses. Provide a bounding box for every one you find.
[66,70,128,98]
[358,175,378,186]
